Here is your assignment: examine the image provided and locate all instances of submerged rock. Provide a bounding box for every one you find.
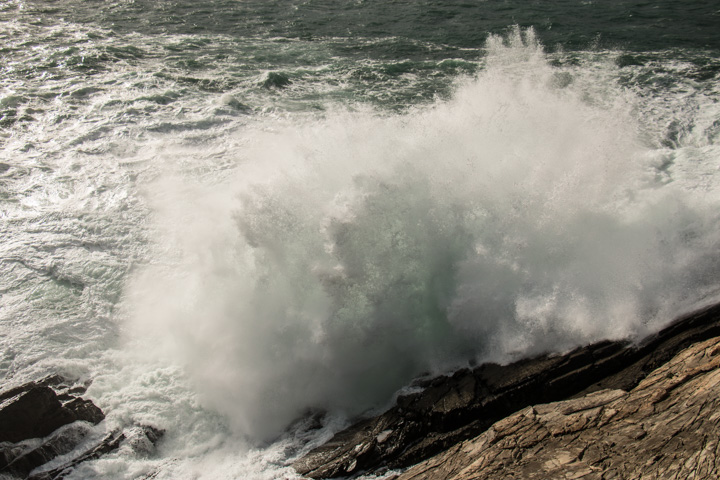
[1,422,94,478]
[262,71,292,89]
[27,425,164,480]
[0,375,104,478]
[293,302,720,478]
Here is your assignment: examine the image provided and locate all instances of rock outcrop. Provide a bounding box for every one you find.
[397,334,720,479]
[0,375,103,445]
[0,375,163,479]
[1,422,96,479]
[27,425,164,480]
[294,302,720,479]
[1,374,106,478]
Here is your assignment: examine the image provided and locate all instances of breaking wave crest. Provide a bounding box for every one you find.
[126,28,720,440]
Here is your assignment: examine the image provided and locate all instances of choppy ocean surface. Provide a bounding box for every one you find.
[2,1,720,478]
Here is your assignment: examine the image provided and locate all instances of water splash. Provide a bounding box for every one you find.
[125,27,720,441]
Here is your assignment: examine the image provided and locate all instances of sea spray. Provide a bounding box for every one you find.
[125,28,720,442]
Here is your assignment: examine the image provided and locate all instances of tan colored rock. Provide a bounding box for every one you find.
[397,335,720,480]
[295,303,720,479]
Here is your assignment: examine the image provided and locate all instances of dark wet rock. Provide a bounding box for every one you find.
[0,373,164,479]
[293,301,720,478]
[0,375,106,478]
[0,376,103,444]
[1,441,36,474]
[27,425,164,480]
[2,422,94,478]
[0,386,67,444]
[26,429,125,480]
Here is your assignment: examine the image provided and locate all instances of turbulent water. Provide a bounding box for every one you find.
[2,1,720,478]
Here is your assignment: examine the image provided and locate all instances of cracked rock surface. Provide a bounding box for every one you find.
[397,334,720,480]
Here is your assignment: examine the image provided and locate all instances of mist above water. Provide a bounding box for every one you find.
[126,28,720,441]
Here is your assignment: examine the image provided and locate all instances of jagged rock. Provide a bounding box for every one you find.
[0,376,103,444]
[28,425,164,480]
[0,375,106,478]
[294,302,720,478]
[0,374,164,479]
[397,334,720,479]
[1,422,94,478]
[26,429,125,480]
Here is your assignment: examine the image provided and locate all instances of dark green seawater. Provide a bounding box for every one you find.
[8,0,720,50]
[1,1,720,478]
[2,0,719,117]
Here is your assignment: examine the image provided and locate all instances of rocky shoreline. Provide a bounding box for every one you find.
[294,301,720,479]
[0,375,162,479]
[4,302,720,479]
[396,333,720,479]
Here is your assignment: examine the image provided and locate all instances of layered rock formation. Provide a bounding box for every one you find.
[294,302,720,479]
[397,334,720,479]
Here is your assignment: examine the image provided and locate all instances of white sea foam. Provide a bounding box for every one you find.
[121,28,720,447]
